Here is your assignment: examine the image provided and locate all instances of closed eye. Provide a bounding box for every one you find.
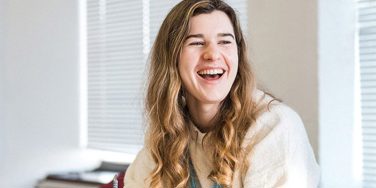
[189,41,205,46]
[218,40,232,45]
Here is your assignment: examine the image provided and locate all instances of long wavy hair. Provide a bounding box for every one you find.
[145,0,259,187]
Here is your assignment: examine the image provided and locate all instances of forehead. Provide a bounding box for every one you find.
[188,10,235,35]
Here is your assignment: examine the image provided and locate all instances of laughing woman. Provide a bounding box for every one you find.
[124,0,320,187]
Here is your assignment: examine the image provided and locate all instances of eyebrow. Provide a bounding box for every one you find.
[185,33,235,40]
[218,33,235,39]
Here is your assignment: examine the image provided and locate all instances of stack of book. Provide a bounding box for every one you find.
[35,162,129,188]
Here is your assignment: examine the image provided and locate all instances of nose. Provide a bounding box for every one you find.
[203,44,220,61]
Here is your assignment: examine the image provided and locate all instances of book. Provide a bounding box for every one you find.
[35,161,129,188]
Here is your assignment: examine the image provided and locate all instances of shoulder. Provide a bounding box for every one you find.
[241,90,320,187]
[254,89,303,126]
[242,90,303,165]
[124,147,155,188]
[243,90,305,148]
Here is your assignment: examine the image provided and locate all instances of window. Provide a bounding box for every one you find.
[86,0,145,154]
[358,0,376,186]
[85,0,248,154]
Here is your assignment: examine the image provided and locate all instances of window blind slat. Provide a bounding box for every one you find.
[359,0,376,184]
[86,0,144,154]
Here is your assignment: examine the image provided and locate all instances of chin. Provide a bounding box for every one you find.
[202,95,228,104]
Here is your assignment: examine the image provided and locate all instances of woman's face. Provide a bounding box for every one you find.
[179,10,238,105]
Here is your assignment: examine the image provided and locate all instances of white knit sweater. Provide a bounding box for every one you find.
[123,92,320,188]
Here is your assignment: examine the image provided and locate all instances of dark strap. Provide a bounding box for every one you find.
[189,158,222,188]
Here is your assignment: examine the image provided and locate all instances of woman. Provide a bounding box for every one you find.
[124,0,320,187]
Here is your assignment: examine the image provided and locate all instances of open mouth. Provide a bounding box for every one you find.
[197,69,225,80]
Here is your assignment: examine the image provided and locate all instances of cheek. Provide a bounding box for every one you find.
[228,53,239,81]
[178,53,192,84]
[232,49,239,69]
[225,49,238,72]
[234,56,239,71]
[179,50,198,72]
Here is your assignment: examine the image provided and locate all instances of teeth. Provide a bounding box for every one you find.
[197,69,224,75]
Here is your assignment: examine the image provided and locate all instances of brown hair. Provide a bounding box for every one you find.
[145,0,257,187]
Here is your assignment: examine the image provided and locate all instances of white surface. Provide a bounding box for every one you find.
[0,0,99,187]
[0,0,5,169]
[318,0,361,187]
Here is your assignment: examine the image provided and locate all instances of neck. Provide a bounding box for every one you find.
[186,96,220,133]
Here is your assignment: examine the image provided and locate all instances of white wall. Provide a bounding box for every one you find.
[0,0,5,170]
[247,0,319,158]
[318,1,361,187]
[0,0,99,187]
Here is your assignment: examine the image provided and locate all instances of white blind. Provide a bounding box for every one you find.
[149,0,181,46]
[86,0,145,153]
[226,0,248,35]
[86,0,248,154]
[358,1,376,187]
